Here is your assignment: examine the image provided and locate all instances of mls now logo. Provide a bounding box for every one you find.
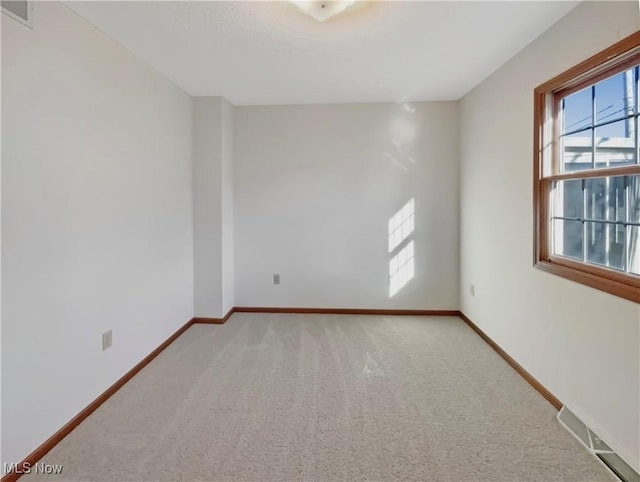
[3,462,64,475]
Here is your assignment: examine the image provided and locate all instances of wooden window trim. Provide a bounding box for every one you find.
[533,32,640,304]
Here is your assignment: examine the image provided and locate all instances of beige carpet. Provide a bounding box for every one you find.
[23,314,613,481]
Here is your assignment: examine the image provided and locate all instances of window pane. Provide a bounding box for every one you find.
[611,177,627,223]
[563,87,592,133]
[586,221,625,271]
[586,178,606,220]
[595,69,635,124]
[585,177,626,222]
[595,119,636,168]
[636,66,639,115]
[637,117,640,166]
[630,229,640,275]
[562,129,592,172]
[553,219,583,261]
[557,179,583,218]
[553,180,583,261]
[596,117,633,138]
[630,175,640,275]
[585,220,603,266]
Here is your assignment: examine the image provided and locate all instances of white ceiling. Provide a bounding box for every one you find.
[65,1,579,105]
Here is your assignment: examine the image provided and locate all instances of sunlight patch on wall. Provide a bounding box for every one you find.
[388,198,415,297]
[388,198,414,252]
[389,240,414,297]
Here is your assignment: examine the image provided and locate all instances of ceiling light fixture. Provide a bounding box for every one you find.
[290,1,358,22]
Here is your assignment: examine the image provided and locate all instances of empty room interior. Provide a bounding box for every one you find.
[2,0,640,481]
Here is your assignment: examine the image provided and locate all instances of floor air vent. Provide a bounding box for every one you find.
[557,406,639,482]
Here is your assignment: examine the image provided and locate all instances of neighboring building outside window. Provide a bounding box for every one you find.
[533,32,640,303]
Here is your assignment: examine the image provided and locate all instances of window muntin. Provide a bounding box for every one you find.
[534,33,640,303]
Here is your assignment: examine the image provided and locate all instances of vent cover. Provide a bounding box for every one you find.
[557,406,639,482]
[1,1,32,27]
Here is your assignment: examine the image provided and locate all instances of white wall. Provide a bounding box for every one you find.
[1,2,194,466]
[234,103,459,310]
[193,98,223,317]
[459,1,640,470]
[193,97,234,318]
[221,100,234,315]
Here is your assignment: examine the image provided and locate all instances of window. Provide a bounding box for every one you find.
[534,32,640,303]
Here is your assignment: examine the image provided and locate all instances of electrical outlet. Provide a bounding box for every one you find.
[273,273,280,285]
[102,329,112,351]
[470,284,475,296]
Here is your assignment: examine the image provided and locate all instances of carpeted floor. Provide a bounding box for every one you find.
[23,314,613,481]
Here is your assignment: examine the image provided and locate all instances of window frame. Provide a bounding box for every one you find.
[533,32,640,303]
